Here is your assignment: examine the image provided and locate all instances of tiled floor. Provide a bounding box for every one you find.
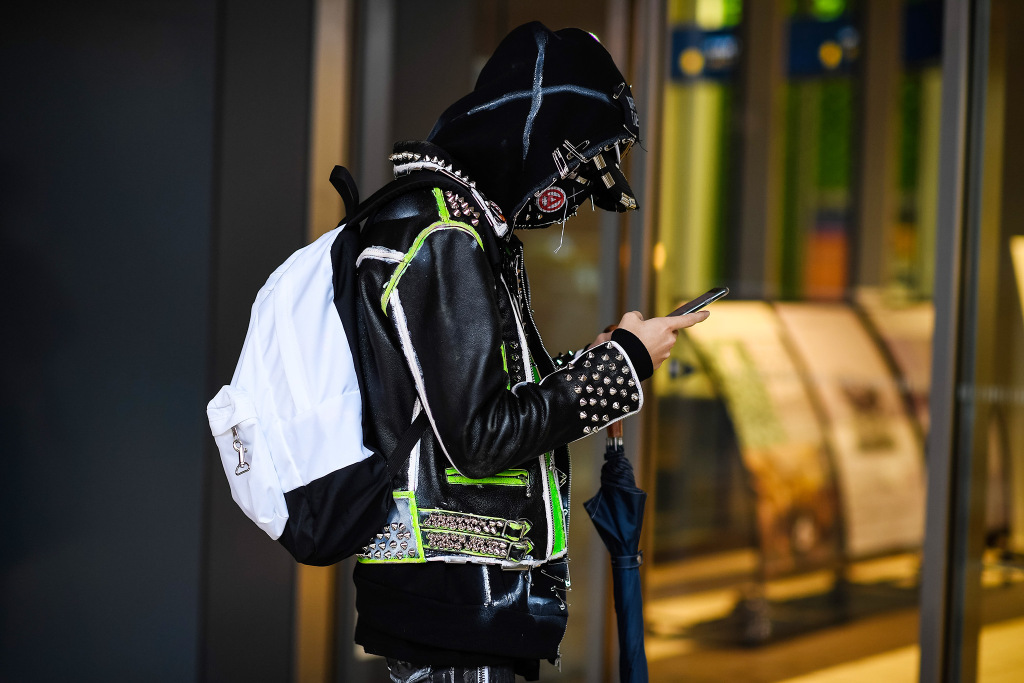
[779,616,1024,683]
[644,555,1024,682]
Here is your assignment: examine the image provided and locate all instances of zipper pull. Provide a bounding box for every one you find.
[232,426,250,475]
[553,466,567,488]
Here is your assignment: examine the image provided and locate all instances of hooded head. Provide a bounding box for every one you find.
[426,22,640,231]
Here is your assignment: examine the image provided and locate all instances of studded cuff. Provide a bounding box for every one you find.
[610,328,653,381]
[557,341,643,436]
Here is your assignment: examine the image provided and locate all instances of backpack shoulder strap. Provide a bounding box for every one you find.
[330,167,466,477]
[387,412,429,477]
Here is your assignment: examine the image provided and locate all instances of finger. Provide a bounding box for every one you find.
[665,310,710,329]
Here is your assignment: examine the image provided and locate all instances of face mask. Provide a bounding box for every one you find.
[515,139,638,229]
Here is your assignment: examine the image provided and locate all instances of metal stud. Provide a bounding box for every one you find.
[602,354,610,361]
[573,385,581,394]
[579,411,588,419]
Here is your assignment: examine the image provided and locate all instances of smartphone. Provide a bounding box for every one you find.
[667,286,729,317]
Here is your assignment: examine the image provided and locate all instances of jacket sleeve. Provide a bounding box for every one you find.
[382,224,644,479]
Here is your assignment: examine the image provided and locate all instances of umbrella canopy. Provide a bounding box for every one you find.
[584,433,649,683]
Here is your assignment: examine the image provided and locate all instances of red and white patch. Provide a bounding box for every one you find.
[536,187,567,213]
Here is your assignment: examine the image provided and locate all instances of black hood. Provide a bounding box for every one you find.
[425,22,640,230]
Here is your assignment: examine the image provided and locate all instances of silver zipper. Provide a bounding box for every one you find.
[519,248,572,550]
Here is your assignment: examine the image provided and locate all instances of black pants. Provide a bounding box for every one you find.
[386,658,516,683]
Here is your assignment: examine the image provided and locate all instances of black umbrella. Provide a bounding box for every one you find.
[584,420,649,683]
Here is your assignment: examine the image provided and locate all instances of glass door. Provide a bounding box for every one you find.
[927,0,1024,679]
[646,1,943,680]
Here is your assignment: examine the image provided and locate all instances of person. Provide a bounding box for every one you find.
[352,22,709,682]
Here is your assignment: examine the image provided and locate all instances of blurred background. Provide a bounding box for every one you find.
[2,0,1023,681]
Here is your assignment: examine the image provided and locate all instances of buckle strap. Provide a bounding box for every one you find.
[419,508,531,541]
[422,530,534,562]
[610,551,643,569]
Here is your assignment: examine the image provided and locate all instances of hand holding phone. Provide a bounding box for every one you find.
[668,286,729,317]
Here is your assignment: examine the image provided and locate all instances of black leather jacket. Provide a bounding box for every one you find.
[351,143,649,666]
[351,22,647,671]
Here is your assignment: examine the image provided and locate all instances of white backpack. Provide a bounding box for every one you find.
[206,168,448,565]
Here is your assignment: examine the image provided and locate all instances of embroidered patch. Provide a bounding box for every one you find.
[536,187,567,213]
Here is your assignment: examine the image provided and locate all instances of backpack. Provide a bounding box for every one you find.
[206,166,466,566]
